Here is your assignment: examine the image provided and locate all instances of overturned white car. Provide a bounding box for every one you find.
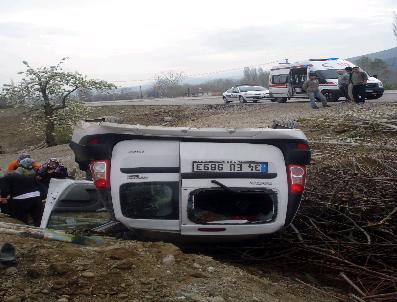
[42,121,311,241]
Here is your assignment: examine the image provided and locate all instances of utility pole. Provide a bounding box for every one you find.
[139,85,143,99]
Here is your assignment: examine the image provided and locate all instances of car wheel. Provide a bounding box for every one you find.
[223,96,231,104]
[239,96,246,103]
[270,99,277,102]
[366,94,382,100]
[322,91,339,102]
[276,97,287,103]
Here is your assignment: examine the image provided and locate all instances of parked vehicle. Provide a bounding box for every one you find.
[34,122,310,242]
[223,85,269,104]
[269,58,384,103]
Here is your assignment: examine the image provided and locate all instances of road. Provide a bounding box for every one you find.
[86,90,397,106]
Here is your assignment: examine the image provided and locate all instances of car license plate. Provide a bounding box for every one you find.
[366,89,373,92]
[192,161,268,173]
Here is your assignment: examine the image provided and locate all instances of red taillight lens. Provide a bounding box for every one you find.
[287,165,306,193]
[90,160,110,188]
[87,138,99,145]
[296,143,309,150]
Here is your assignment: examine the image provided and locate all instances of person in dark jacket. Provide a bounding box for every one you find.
[36,158,68,198]
[0,173,44,226]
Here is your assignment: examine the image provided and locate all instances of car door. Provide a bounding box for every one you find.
[270,70,290,98]
[41,179,110,230]
[110,140,180,232]
[224,88,233,101]
[232,87,240,100]
[179,142,288,236]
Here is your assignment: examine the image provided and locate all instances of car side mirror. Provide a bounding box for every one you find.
[372,74,378,79]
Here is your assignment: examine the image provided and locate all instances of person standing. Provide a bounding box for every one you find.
[0,173,44,226]
[351,67,368,103]
[302,72,330,109]
[338,67,352,101]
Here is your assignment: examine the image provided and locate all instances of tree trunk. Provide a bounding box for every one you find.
[44,111,57,146]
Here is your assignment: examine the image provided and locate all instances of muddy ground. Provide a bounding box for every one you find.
[0,101,396,302]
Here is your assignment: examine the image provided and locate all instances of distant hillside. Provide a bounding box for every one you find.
[118,48,397,90]
[348,47,397,68]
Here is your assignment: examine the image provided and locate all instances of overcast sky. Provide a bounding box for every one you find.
[0,0,396,86]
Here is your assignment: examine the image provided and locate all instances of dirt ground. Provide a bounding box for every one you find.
[0,101,396,302]
[0,232,340,302]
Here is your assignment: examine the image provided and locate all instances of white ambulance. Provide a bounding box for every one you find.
[269,58,384,103]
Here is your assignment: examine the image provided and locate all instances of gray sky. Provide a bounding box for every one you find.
[0,0,396,86]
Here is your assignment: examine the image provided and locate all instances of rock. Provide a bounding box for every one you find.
[105,247,136,260]
[208,297,225,302]
[5,266,18,275]
[41,289,49,294]
[163,116,173,122]
[111,259,134,270]
[188,271,209,278]
[192,263,202,269]
[52,280,66,290]
[207,266,215,273]
[4,295,21,302]
[57,298,69,302]
[333,127,348,134]
[49,263,71,275]
[26,268,41,279]
[118,293,128,298]
[162,255,175,266]
[81,271,95,278]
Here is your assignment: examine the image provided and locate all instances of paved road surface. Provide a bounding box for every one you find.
[86,90,397,107]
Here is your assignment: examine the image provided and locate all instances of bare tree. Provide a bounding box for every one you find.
[153,71,184,98]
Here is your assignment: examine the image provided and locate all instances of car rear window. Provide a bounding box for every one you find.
[188,188,277,224]
[119,182,179,220]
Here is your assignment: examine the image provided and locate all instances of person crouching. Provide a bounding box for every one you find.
[303,72,330,109]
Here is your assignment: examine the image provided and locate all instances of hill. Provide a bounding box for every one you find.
[348,46,397,69]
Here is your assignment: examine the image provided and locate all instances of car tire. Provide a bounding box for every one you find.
[366,94,382,100]
[270,99,277,102]
[239,96,247,103]
[322,90,339,102]
[223,96,231,104]
[276,97,287,103]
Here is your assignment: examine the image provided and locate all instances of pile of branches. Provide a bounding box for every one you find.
[222,143,397,301]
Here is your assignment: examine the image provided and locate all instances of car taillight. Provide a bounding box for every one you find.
[296,143,309,150]
[287,164,306,193]
[87,138,99,145]
[90,160,110,188]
